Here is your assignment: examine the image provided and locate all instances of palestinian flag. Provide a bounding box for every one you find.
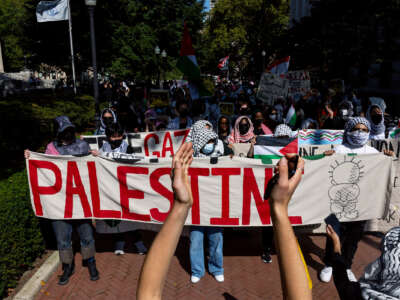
[285,104,297,126]
[176,22,201,80]
[390,128,400,138]
[254,136,298,164]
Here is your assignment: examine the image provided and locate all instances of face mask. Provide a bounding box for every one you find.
[239,123,250,135]
[371,114,383,125]
[269,114,277,121]
[179,109,189,118]
[202,143,215,155]
[254,119,263,126]
[60,130,75,144]
[347,130,369,147]
[109,139,123,149]
[103,117,114,127]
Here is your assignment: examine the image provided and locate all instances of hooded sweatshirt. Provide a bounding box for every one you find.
[45,116,90,155]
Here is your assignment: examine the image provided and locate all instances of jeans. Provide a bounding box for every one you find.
[52,220,96,263]
[190,227,224,277]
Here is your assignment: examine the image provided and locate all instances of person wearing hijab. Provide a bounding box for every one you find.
[252,110,273,135]
[366,104,386,140]
[326,225,400,300]
[95,108,117,135]
[227,116,255,145]
[320,117,383,284]
[189,121,225,284]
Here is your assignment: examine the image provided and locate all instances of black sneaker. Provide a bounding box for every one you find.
[87,259,99,281]
[261,253,272,263]
[58,263,75,285]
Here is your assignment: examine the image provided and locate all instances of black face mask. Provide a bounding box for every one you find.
[179,109,189,118]
[60,130,75,144]
[103,117,114,127]
[254,119,263,126]
[371,114,383,125]
[109,139,123,149]
[239,123,250,135]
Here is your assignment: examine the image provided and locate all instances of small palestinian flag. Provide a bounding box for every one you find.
[176,22,200,80]
[254,136,298,164]
[390,128,400,138]
[285,104,297,127]
[218,56,229,71]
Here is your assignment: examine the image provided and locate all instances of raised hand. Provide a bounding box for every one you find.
[270,154,304,212]
[171,142,194,206]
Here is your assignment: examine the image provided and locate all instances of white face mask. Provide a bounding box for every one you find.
[269,114,277,121]
[347,130,369,147]
[202,143,215,155]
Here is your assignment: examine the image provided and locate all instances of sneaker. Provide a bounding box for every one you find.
[114,250,125,255]
[346,269,357,282]
[214,274,224,282]
[319,266,333,283]
[261,252,272,263]
[191,275,201,283]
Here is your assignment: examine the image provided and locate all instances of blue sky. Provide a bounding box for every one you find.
[203,0,210,12]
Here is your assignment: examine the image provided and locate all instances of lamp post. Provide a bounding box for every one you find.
[261,50,266,74]
[154,46,161,88]
[161,50,167,87]
[85,0,99,128]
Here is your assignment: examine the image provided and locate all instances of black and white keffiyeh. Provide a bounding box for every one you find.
[274,124,293,137]
[186,120,213,143]
[359,227,400,299]
[190,120,220,157]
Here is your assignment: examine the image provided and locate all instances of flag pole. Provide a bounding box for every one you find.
[67,0,77,94]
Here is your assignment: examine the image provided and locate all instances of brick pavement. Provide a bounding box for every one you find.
[35,228,382,300]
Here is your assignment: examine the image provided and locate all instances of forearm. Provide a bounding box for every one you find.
[272,207,312,300]
[137,202,190,300]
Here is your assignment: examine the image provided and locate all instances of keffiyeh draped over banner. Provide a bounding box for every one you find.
[26,152,393,227]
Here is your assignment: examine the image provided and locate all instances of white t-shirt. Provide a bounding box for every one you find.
[334,143,379,154]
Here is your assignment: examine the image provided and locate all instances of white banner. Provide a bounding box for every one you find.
[82,129,190,157]
[26,152,393,227]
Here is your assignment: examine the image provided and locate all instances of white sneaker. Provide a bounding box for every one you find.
[191,275,201,283]
[346,269,357,282]
[319,266,333,282]
[114,250,125,255]
[214,274,224,282]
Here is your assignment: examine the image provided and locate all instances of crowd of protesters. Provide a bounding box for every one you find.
[24,76,400,299]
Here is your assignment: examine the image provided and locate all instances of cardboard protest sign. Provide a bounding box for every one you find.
[285,71,311,97]
[148,89,170,107]
[82,129,190,157]
[26,152,392,227]
[256,73,288,105]
[219,102,235,116]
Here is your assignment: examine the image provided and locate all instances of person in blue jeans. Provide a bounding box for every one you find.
[189,120,225,283]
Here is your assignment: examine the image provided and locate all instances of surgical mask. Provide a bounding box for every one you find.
[202,143,215,155]
[347,130,369,147]
[269,114,277,121]
[371,114,383,125]
[239,123,250,135]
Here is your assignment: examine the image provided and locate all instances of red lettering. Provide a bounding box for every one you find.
[88,162,121,219]
[161,132,174,158]
[144,133,160,157]
[28,160,62,216]
[149,168,173,222]
[64,161,92,218]
[174,129,190,147]
[117,166,151,221]
[210,168,240,225]
[242,168,273,225]
[188,168,210,224]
